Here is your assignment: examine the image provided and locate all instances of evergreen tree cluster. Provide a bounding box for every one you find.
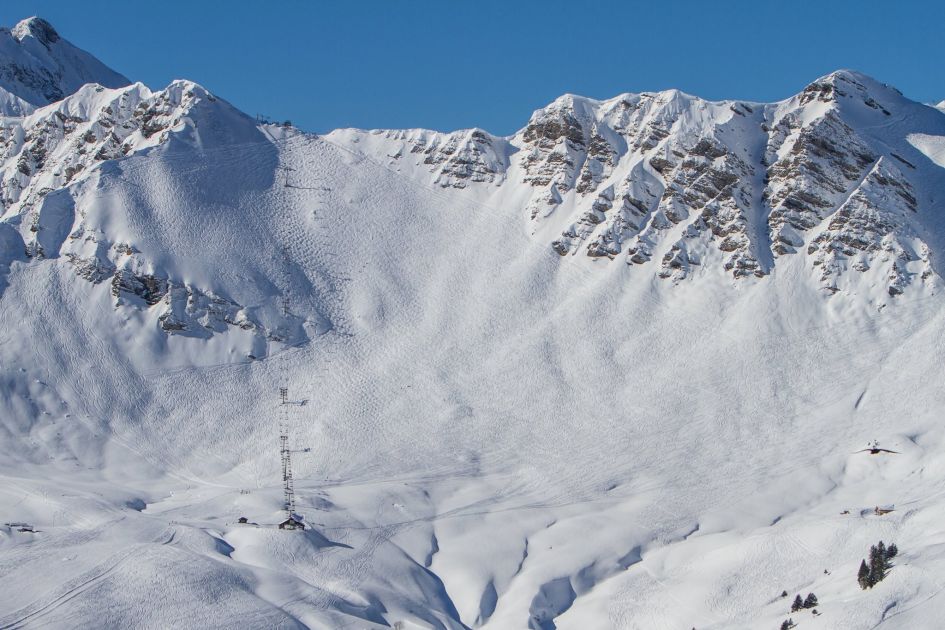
[790,592,818,612]
[780,619,795,630]
[858,541,897,589]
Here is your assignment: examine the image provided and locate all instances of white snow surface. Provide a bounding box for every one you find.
[1,21,945,630]
[909,133,945,169]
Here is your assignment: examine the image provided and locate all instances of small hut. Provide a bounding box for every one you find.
[278,516,305,530]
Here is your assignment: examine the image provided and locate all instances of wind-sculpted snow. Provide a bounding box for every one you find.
[5,17,945,630]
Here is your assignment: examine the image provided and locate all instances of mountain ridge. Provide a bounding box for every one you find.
[2,37,944,355]
[327,70,945,298]
[3,18,945,630]
[0,16,129,114]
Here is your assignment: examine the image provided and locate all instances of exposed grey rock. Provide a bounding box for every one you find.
[362,127,509,189]
[111,269,167,306]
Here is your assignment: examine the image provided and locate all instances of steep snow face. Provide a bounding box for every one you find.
[0,17,129,113]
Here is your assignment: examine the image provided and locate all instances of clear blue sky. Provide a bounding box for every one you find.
[2,0,942,135]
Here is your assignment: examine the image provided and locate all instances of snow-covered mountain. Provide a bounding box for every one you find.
[329,71,945,299]
[3,17,945,630]
[0,17,128,116]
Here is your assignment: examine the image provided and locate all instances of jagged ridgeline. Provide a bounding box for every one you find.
[331,71,945,297]
[2,15,945,356]
[0,11,942,350]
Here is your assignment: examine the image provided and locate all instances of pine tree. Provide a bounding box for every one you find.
[858,559,871,589]
[887,543,898,559]
[781,619,795,630]
[803,592,818,608]
[791,594,803,612]
[870,543,886,584]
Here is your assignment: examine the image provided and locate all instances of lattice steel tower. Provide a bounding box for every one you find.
[279,386,296,517]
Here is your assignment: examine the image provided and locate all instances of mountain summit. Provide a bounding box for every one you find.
[0,16,128,114]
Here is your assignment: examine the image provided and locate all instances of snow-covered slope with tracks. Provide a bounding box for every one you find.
[3,17,945,630]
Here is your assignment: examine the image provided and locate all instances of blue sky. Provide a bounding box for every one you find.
[2,1,942,135]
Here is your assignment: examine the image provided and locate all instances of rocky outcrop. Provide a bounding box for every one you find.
[111,268,167,306]
[807,158,929,294]
[157,285,258,337]
[510,70,938,294]
[764,111,877,255]
[336,127,510,189]
[414,129,508,188]
[584,185,657,259]
[544,115,764,280]
[644,136,761,279]
[107,264,272,339]
[517,96,622,197]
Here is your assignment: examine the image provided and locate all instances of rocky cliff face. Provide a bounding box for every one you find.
[523,72,941,297]
[330,70,945,299]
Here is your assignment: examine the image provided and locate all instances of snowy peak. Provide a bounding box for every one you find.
[11,16,60,45]
[511,72,943,294]
[791,69,903,120]
[0,76,297,349]
[1,80,234,225]
[0,16,129,113]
